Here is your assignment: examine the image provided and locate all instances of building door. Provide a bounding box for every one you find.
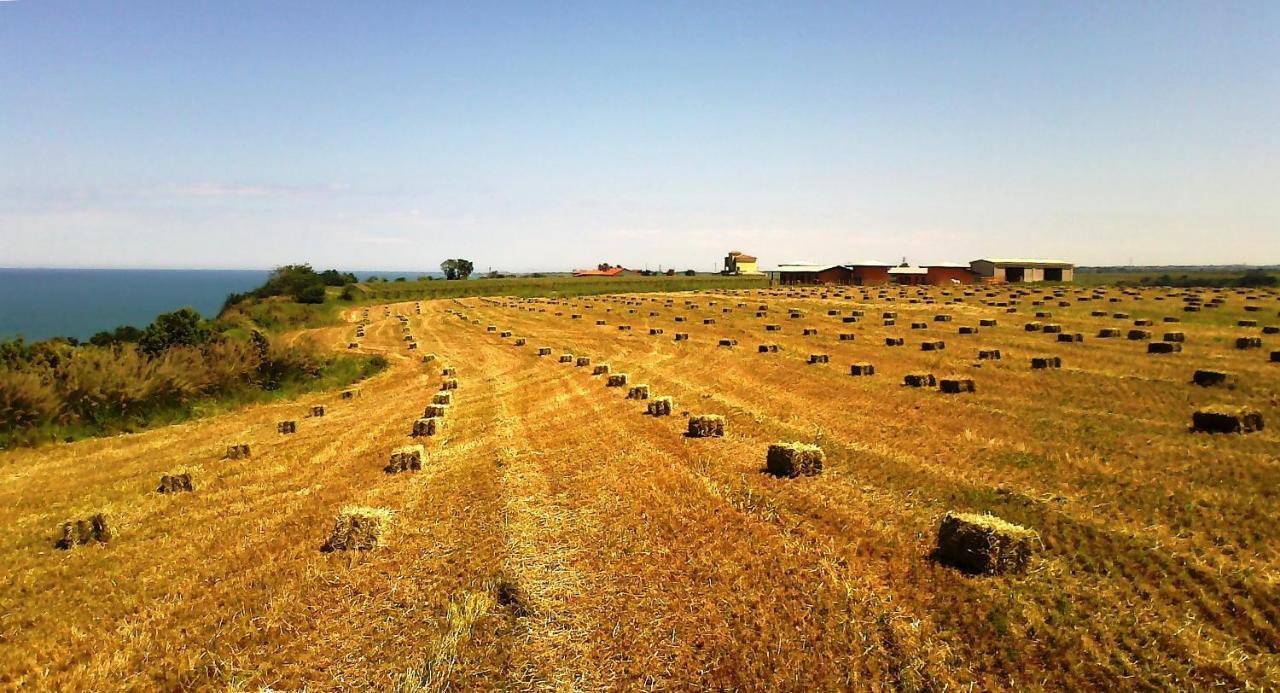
[1006,267,1025,282]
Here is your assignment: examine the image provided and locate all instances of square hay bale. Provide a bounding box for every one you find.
[649,328,665,335]
[321,506,391,552]
[647,396,673,416]
[921,340,945,351]
[980,319,997,327]
[596,320,606,326]
[310,405,325,418]
[1056,333,1083,343]
[839,333,856,341]
[765,324,781,331]
[423,354,437,363]
[348,342,359,349]
[842,316,858,324]
[1272,350,1280,362]
[627,384,650,400]
[224,444,251,460]
[412,417,442,437]
[978,349,1001,360]
[500,331,512,338]
[903,372,937,388]
[934,314,952,322]
[55,513,112,550]
[687,414,725,438]
[592,364,611,376]
[487,325,497,332]
[882,311,897,319]
[576,356,591,367]
[386,445,425,473]
[1024,322,1043,332]
[618,325,632,331]
[606,373,629,387]
[440,378,459,391]
[766,442,825,478]
[1134,319,1154,327]
[939,377,976,394]
[1147,341,1181,354]
[341,389,359,399]
[935,512,1038,575]
[442,366,457,376]
[808,353,830,364]
[1236,337,1263,349]
[157,473,194,494]
[703,318,716,325]
[1127,329,1152,341]
[758,343,780,353]
[1192,369,1237,387]
[1192,407,1263,434]
[559,354,574,363]
[1031,356,1062,369]
[958,326,979,335]
[718,338,736,348]
[277,421,297,435]
[1163,331,1185,342]
[885,337,904,346]
[433,392,453,405]
[1238,319,1258,327]
[1097,328,1121,338]
[849,362,875,376]
[513,338,527,347]
[674,333,690,341]
[407,342,419,350]
[803,328,818,336]
[537,347,552,356]
[883,319,896,326]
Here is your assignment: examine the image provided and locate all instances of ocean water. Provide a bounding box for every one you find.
[0,268,450,342]
[0,268,272,342]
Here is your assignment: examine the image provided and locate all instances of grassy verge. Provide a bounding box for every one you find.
[0,353,387,450]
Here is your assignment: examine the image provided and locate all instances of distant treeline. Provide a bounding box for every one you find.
[221,264,358,312]
[1124,270,1277,289]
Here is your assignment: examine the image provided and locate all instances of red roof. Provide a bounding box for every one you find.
[572,267,626,277]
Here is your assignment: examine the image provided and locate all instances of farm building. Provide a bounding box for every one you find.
[970,259,1074,283]
[888,266,928,285]
[723,251,764,275]
[774,261,893,286]
[925,263,979,285]
[572,265,628,278]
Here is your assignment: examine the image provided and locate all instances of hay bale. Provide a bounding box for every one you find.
[939,377,976,394]
[224,444,251,459]
[1192,369,1237,387]
[277,421,297,434]
[883,319,896,326]
[55,513,112,550]
[423,354,437,363]
[627,384,650,400]
[903,372,936,388]
[958,326,978,335]
[433,392,453,406]
[341,389,359,400]
[157,472,194,494]
[649,328,665,335]
[407,342,418,350]
[849,362,875,376]
[1024,322,1043,332]
[839,333,856,341]
[321,506,391,552]
[1148,341,1181,354]
[758,343,780,353]
[978,349,1001,360]
[1272,350,1280,363]
[765,324,781,332]
[703,318,716,325]
[424,403,450,418]
[412,417,442,437]
[514,338,527,347]
[647,396,673,416]
[537,347,552,356]
[1163,331,1185,342]
[576,356,591,367]
[765,442,825,478]
[687,414,725,438]
[499,331,512,338]
[935,512,1037,575]
[1031,356,1061,369]
[674,333,690,341]
[980,319,997,327]
[348,342,359,349]
[1236,337,1263,349]
[442,366,457,377]
[606,373,629,387]
[803,328,818,336]
[310,405,325,418]
[718,338,736,348]
[1192,407,1264,434]
[592,364,611,376]
[386,445,424,473]
[487,325,497,332]
[808,353,830,365]
[440,378,459,391]
[1127,329,1152,341]
[921,340,945,351]
[559,354,574,363]
[1238,319,1258,327]
[885,337,904,346]
[1097,328,1121,338]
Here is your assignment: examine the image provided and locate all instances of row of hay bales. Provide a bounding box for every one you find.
[56,386,364,551]
[486,310,1043,577]
[506,286,1273,435]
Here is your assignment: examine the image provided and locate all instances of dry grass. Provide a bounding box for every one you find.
[2,286,1279,689]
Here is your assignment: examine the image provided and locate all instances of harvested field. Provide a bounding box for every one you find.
[2,286,1279,690]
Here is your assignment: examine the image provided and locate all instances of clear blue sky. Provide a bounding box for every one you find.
[2,1,1276,270]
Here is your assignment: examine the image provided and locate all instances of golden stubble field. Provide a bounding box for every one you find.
[1,283,1277,690]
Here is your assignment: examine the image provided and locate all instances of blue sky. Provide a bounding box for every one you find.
[2,1,1276,270]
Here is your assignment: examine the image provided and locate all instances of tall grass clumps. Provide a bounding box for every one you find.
[0,321,386,448]
[1192,407,1264,434]
[321,506,391,552]
[765,442,825,478]
[687,414,725,438]
[55,513,112,549]
[934,512,1038,575]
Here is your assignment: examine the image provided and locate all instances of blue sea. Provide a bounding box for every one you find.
[0,268,441,342]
